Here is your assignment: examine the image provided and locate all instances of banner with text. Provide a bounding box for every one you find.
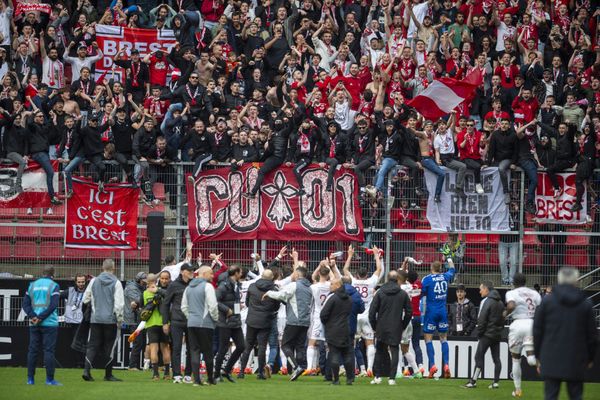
[94,25,176,81]
[424,167,509,231]
[0,161,58,209]
[65,178,139,250]
[187,164,364,242]
[535,171,586,224]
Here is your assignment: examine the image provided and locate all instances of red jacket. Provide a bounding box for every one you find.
[200,0,225,22]
[511,96,539,123]
[494,64,520,89]
[457,129,482,160]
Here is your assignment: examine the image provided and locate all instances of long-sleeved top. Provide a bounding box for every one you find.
[265,278,313,327]
[486,128,518,164]
[83,272,124,324]
[182,277,219,329]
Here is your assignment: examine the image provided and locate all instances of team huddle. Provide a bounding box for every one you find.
[24,243,544,393]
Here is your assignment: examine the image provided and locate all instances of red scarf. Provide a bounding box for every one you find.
[48,59,64,87]
[186,84,199,105]
[131,61,140,87]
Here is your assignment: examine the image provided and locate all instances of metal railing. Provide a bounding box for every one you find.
[0,162,597,291]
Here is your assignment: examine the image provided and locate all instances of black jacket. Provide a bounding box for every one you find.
[263,125,291,160]
[180,131,211,158]
[533,284,598,381]
[57,126,83,159]
[369,281,412,345]
[381,131,404,160]
[27,120,50,154]
[320,132,349,163]
[476,289,504,341]
[132,128,158,160]
[351,129,376,163]
[486,129,518,164]
[112,118,135,154]
[320,286,353,348]
[287,128,319,162]
[216,277,242,328]
[448,299,477,336]
[554,124,577,163]
[207,131,232,162]
[80,123,111,157]
[246,278,280,329]
[159,275,189,328]
[4,119,29,155]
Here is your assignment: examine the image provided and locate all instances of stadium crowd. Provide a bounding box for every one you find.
[0,0,597,214]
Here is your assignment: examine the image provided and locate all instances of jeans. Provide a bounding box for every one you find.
[251,157,283,195]
[27,326,58,381]
[411,316,423,366]
[354,158,374,188]
[547,159,574,189]
[324,157,339,190]
[421,157,445,196]
[63,156,85,190]
[267,319,280,368]
[6,152,27,185]
[498,241,519,283]
[519,158,538,204]
[375,157,398,191]
[497,159,512,194]
[463,158,482,185]
[32,152,56,197]
[442,158,467,190]
[293,158,310,189]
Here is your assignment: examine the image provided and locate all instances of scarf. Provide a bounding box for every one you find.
[131,61,141,87]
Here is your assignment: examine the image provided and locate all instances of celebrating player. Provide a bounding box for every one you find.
[421,258,456,378]
[342,245,382,377]
[505,273,541,398]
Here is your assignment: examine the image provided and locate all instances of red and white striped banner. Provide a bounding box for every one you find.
[0,161,58,208]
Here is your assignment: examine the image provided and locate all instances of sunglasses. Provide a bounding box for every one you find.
[467,124,474,127]
[190,76,199,79]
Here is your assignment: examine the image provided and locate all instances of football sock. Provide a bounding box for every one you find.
[405,351,418,373]
[306,346,317,370]
[512,358,522,390]
[164,363,170,376]
[426,341,435,369]
[367,344,376,371]
[441,341,449,367]
[152,363,159,377]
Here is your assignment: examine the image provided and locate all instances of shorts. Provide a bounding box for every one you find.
[401,321,414,345]
[422,309,449,334]
[308,317,325,341]
[146,325,169,344]
[356,313,374,340]
[508,319,534,355]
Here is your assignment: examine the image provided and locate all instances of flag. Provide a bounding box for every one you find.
[0,161,58,208]
[407,73,481,120]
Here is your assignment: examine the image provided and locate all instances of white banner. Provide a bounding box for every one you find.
[424,167,509,231]
[535,171,586,224]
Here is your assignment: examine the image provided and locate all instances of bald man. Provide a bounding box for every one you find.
[182,266,219,386]
[239,269,281,380]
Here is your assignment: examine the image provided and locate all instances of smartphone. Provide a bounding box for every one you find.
[331,251,343,258]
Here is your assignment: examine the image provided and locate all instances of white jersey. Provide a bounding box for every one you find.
[505,287,541,320]
[240,278,258,313]
[311,281,331,317]
[352,274,379,311]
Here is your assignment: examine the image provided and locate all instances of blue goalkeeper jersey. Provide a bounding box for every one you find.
[421,267,456,311]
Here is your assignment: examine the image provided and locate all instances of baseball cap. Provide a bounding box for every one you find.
[383,119,395,126]
[131,49,140,55]
[179,263,195,272]
[567,72,576,78]
[135,272,147,282]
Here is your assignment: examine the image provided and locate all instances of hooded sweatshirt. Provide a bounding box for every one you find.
[84,272,124,324]
[246,278,281,329]
[476,289,504,341]
[265,278,313,327]
[369,281,412,345]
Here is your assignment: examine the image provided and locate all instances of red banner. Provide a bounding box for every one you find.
[65,178,139,250]
[187,164,364,242]
[535,171,586,224]
[94,24,176,81]
[0,161,58,209]
[15,2,52,17]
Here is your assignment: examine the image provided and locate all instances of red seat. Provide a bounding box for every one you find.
[153,183,166,200]
[0,209,15,221]
[43,204,65,221]
[40,226,64,239]
[415,233,439,243]
[566,233,589,246]
[0,225,14,238]
[0,240,12,259]
[565,247,588,269]
[522,247,541,268]
[465,246,487,266]
[15,224,41,238]
[39,241,63,259]
[488,234,500,244]
[465,234,488,244]
[13,241,38,259]
[63,248,89,260]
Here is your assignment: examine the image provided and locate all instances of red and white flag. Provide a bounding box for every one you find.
[0,161,58,208]
[407,70,482,120]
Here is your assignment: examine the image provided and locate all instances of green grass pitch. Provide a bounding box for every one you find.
[2,368,600,400]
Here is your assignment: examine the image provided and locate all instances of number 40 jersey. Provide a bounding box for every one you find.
[421,267,456,311]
